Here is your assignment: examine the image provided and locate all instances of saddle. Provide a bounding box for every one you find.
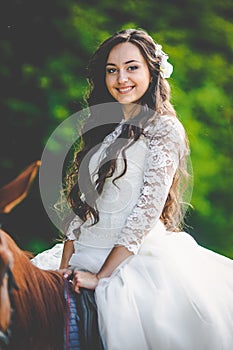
[64,280,104,350]
[76,288,104,350]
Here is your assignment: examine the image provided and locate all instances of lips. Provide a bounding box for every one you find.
[117,86,134,94]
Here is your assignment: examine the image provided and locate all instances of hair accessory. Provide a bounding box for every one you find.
[155,44,173,79]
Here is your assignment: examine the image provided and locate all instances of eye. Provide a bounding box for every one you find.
[127,65,138,71]
[106,67,117,74]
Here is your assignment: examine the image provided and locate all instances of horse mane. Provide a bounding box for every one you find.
[1,230,66,350]
[0,247,10,283]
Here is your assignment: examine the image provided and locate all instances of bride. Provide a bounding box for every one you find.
[33,29,233,350]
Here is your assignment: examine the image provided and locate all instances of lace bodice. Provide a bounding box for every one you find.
[66,115,188,254]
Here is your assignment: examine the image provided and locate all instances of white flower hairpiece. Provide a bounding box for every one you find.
[155,44,173,79]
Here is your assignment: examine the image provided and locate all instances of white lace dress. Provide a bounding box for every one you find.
[32,115,233,350]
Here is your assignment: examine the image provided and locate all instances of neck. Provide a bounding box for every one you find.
[122,103,141,120]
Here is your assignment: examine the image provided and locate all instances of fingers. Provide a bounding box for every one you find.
[73,283,80,294]
[67,278,80,294]
[56,268,73,279]
[73,270,89,285]
[63,269,73,279]
[71,271,81,294]
[73,270,81,285]
[72,270,98,290]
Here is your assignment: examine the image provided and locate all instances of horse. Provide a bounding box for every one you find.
[0,233,15,350]
[0,162,70,349]
[0,162,99,350]
[0,161,41,214]
[0,228,67,350]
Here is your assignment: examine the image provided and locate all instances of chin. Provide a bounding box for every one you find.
[117,97,137,104]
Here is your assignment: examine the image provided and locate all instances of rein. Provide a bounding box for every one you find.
[64,279,81,350]
[0,266,18,349]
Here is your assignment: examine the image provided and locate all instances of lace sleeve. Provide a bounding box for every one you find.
[115,116,188,254]
[65,215,83,241]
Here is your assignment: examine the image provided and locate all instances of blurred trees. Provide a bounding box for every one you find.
[0,0,232,257]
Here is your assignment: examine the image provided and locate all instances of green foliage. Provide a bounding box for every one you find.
[0,0,232,257]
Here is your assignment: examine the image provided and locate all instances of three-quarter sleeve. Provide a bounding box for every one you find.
[114,116,188,254]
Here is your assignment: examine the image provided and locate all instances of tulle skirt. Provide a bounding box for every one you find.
[32,221,233,350]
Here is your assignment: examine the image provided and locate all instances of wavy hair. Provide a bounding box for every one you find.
[65,29,189,231]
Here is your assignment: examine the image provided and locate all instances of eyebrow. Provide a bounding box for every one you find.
[106,60,141,66]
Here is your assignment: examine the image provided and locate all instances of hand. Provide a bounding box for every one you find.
[72,270,99,294]
[56,268,73,279]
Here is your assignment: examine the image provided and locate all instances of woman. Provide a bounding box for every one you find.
[34,29,233,349]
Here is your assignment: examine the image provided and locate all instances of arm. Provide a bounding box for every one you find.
[114,116,187,254]
[59,240,74,269]
[59,216,83,272]
[97,245,133,278]
[73,116,188,291]
[72,245,132,293]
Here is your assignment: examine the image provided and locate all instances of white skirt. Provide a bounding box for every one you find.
[32,221,233,350]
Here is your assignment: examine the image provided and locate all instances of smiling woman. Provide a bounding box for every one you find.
[105,42,151,110]
[33,28,233,350]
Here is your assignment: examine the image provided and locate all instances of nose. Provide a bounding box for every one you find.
[118,69,128,84]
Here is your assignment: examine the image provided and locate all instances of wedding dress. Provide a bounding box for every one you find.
[32,115,233,350]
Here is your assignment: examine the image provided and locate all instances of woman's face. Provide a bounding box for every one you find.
[105,42,151,105]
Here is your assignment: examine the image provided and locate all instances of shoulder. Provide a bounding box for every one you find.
[144,114,186,140]
[143,115,189,157]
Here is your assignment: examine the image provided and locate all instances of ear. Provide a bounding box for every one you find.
[0,161,41,214]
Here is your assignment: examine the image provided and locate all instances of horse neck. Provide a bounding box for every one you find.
[5,234,65,350]
[0,275,11,332]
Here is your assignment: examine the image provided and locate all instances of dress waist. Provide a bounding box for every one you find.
[69,220,168,273]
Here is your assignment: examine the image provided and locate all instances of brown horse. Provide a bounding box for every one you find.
[0,161,41,214]
[0,228,67,350]
[0,233,14,349]
[0,163,102,350]
[0,162,67,349]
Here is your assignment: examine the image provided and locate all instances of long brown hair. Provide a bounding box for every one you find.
[66,29,190,231]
